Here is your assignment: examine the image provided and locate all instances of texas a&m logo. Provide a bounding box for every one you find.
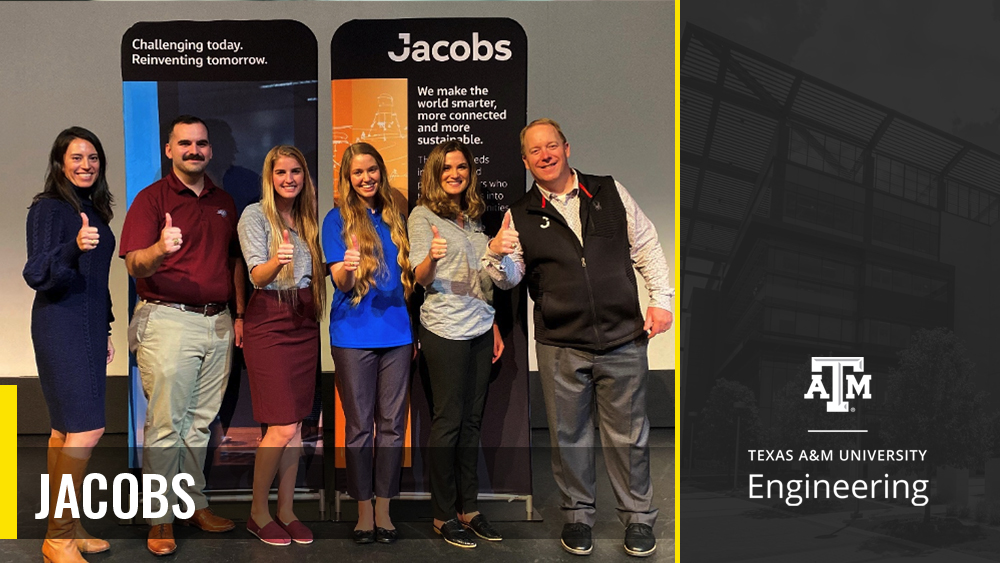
[804,357,872,412]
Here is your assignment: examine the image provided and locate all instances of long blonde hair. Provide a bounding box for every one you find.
[336,142,415,306]
[417,140,485,221]
[260,145,327,320]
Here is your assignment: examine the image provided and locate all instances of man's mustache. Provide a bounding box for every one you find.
[183,154,205,161]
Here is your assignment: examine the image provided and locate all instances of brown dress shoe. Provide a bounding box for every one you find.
[179,507,235,532]
[147,524,176,556]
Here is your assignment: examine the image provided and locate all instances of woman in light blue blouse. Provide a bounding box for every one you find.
[238,145,326,547]
[323,142,414,544]
[408,140,519,549]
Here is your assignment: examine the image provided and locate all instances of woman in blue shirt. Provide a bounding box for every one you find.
[322,142,414,544]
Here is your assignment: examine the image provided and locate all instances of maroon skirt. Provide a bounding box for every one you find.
[243,287,319,424]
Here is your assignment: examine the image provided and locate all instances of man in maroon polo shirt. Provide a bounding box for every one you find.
[119,115,245,556]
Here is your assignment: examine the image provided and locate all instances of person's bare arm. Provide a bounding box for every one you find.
[125,212,182,278]
[232,255,246,347]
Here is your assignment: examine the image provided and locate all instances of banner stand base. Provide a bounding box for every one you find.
[206,488,325,521]
[119,488,326,525]
[333,492,539,522]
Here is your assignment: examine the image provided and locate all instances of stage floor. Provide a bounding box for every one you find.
[7,429,674,562]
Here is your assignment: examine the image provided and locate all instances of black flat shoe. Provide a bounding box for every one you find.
[375,526,398,544]
[462,514,502,541]
[353,528,376,544]
[434,519,477,549]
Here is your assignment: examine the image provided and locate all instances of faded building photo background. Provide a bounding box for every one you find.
[681,1,1000,561]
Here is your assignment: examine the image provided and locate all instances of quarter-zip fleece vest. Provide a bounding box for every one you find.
[510,172,644,351]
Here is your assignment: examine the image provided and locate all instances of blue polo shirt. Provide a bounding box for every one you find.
[322,207,412,348]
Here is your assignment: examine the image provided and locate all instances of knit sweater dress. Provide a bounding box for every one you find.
[23,192,114,432]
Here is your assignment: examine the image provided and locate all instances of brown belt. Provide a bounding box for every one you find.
[147,300,228,317]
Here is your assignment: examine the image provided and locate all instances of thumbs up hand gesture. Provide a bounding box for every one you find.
[76,213,100,252]
[277,230,294,266]
[489,213,519,255]
[343,235,361,272]
[158,212,183,255]
[429,225,447,261]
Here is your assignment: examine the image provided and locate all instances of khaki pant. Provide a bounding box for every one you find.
[130,301,233,525]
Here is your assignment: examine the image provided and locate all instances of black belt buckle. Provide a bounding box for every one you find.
[203,303,227,316]
[149,300,227,317]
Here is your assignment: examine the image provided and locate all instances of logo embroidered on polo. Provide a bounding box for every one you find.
[540,217,551,229]
[217,209,228,218]
[594,202,602,211]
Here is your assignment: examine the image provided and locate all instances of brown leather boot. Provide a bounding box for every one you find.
[41,539,85,563]
[41,449,88,563]
[48,437,110,554]
[74,527,110,554]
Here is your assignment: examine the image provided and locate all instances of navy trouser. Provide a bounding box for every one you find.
[332,344,411,500]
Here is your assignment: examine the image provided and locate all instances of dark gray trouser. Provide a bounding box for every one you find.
[332,345,411,500]
[536,337,657,527]
[420,326,493,521]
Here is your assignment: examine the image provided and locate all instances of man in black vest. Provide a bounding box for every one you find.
[486,119,673,557]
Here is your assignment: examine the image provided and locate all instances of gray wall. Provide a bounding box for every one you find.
[1,1,674,425]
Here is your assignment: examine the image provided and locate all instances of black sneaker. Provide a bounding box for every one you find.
[462,514,502,541]
[435,518,477,549]
[623,523,656,557]
[561,523,593,555]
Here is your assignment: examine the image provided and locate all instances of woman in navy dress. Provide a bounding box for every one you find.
[24,127,115,563]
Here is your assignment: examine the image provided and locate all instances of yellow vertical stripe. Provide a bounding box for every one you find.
[0,385,16,539]
[673,0,682,558]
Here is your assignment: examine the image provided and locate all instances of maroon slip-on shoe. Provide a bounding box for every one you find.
[247,517,291,547]
[277,519,313,545]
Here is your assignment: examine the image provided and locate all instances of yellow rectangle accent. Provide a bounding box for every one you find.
[673,0,681,558]
[0,386,16,539]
